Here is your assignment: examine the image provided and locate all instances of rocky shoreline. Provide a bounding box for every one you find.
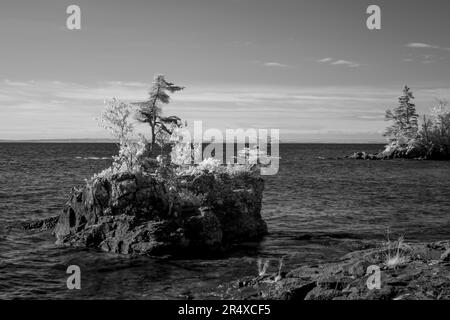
[218,240,450,300]
[23,216,450,300]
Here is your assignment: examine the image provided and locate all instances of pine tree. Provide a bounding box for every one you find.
[384,86,419,142]
[133,75,184,151]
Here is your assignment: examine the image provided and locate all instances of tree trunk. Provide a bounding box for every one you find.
[151,124,156,152]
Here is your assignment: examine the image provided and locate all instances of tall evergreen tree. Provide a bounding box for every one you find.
[384,86,419,142]
[133,75,184,151]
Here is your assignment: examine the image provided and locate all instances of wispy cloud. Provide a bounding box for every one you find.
[262,62,289,68]
[402,52,442,64]
[406,42,450,51]
[317,58,361,68]
[318,57,333,63]
[1,79,449,141]
[407,43,437,49]
[332,60,360,68]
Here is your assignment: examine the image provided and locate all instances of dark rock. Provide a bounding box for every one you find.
[348,152,381,160]
[364,285,399,300]
[53,171,267,256]
[305,287,342,300]
[348,152,365,160]
[344,260,372,277]
[23,215,59,231]
[440,248,450,261]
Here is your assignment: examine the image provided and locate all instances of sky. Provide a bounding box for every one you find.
[1,0,450,142]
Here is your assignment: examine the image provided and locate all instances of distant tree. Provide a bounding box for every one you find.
[384,86,419,143]
[133,75,184,151]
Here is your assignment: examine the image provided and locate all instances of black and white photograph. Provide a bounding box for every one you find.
[1,0,450,309]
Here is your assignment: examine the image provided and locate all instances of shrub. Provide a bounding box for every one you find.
[380,234,412,269]
[416,99,450,158]
[98,98,135,145]
[96,98,150,175]
[175,157,253,176]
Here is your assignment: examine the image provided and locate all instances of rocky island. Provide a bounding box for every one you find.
[53,170,267,256]
[348,87,450,161]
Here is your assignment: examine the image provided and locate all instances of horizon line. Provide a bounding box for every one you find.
[0,138,386,144]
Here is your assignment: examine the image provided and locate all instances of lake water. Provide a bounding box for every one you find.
[1,143,449,299]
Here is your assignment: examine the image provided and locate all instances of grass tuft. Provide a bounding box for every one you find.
[257,258,270,276]
[383,235,412,268]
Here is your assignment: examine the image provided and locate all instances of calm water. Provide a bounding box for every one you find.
[1,143,450,299]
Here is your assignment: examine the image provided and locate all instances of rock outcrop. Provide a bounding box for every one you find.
[347,141,450,161]
[347,152,381,160]
[53,171,267,256]
[23,215,59,231]
[220,241,450,300]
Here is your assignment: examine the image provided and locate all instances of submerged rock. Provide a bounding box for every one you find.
[23,215,59,231]
[347,152,380,160]
[220,240,450,300]
[53,171,267,256]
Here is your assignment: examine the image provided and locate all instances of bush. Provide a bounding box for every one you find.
[176,157,253,176]
[416,100,450,158]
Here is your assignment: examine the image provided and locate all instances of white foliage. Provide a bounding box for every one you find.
[429,100,450,131]
[93,98,149,179]
[257,258,270,277]
[98,98,135,144]
[112,134,148,172]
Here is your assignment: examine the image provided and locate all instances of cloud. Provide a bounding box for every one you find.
[318,57,333,63]
[317,58,361,68]
[406,43,437,49]
[402,52,441,64]
[406,42,450,51]
[1,79,450,141]
[332,60,360,68]
[262,62,289,68]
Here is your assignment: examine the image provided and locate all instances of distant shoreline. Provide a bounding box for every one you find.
[0,140,386,144]
[0,139,117,143]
